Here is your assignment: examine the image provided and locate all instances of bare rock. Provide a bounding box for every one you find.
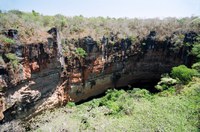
[11,82,41,104]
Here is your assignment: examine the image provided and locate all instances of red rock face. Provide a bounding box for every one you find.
[92,58,104,74]
[31,61,40,72]
[0,28,62,121]
[23,59,32,79]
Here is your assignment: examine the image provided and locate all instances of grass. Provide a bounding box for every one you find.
[27,77,200,132]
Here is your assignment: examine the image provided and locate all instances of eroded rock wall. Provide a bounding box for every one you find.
[0,28,64,122]
[63,31,197,102]
[0,29,197,122]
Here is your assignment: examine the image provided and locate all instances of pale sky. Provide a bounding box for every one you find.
[0,0,200,18]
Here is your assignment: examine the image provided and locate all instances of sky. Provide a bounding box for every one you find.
[0,0,200,18]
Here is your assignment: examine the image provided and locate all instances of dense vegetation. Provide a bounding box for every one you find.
[0,10,200,41]
[28,77,200,131]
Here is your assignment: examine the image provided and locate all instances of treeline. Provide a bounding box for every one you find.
[0,10,200,41]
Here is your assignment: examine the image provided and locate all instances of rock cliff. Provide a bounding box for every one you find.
[0,28,197,122]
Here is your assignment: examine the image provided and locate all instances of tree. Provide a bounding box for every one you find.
[171,65,197,84]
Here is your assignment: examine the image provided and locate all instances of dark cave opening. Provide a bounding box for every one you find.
[126,79,160,93]
[75,79,160,105]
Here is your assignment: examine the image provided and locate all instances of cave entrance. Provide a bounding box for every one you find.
[75,91,107,105]
[75,79,160,105]
[122,79,160,93]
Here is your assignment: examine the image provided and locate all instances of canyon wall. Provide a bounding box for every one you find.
[0,28,197,122]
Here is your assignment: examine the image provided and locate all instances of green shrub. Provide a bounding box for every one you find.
[75,48,87,58]
[171,65,197,84]
[132,89,151,99]
[191,41,200,61]
[180,78,200,98]
[155,76,177,91]
[157,87,176,97]
[99,89,125,114]
[66,101,76,107]
[5,53,17,60]
[0,35,15,44]
[106,101,122,114]
[192,62,200,72]
[88,99,100,108]
[105,89,125,101]
[5,53,19,68]
[155,84,168,91]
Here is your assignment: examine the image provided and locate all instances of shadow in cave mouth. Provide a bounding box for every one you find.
[75,79,159,105]
[126,79,160,93]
